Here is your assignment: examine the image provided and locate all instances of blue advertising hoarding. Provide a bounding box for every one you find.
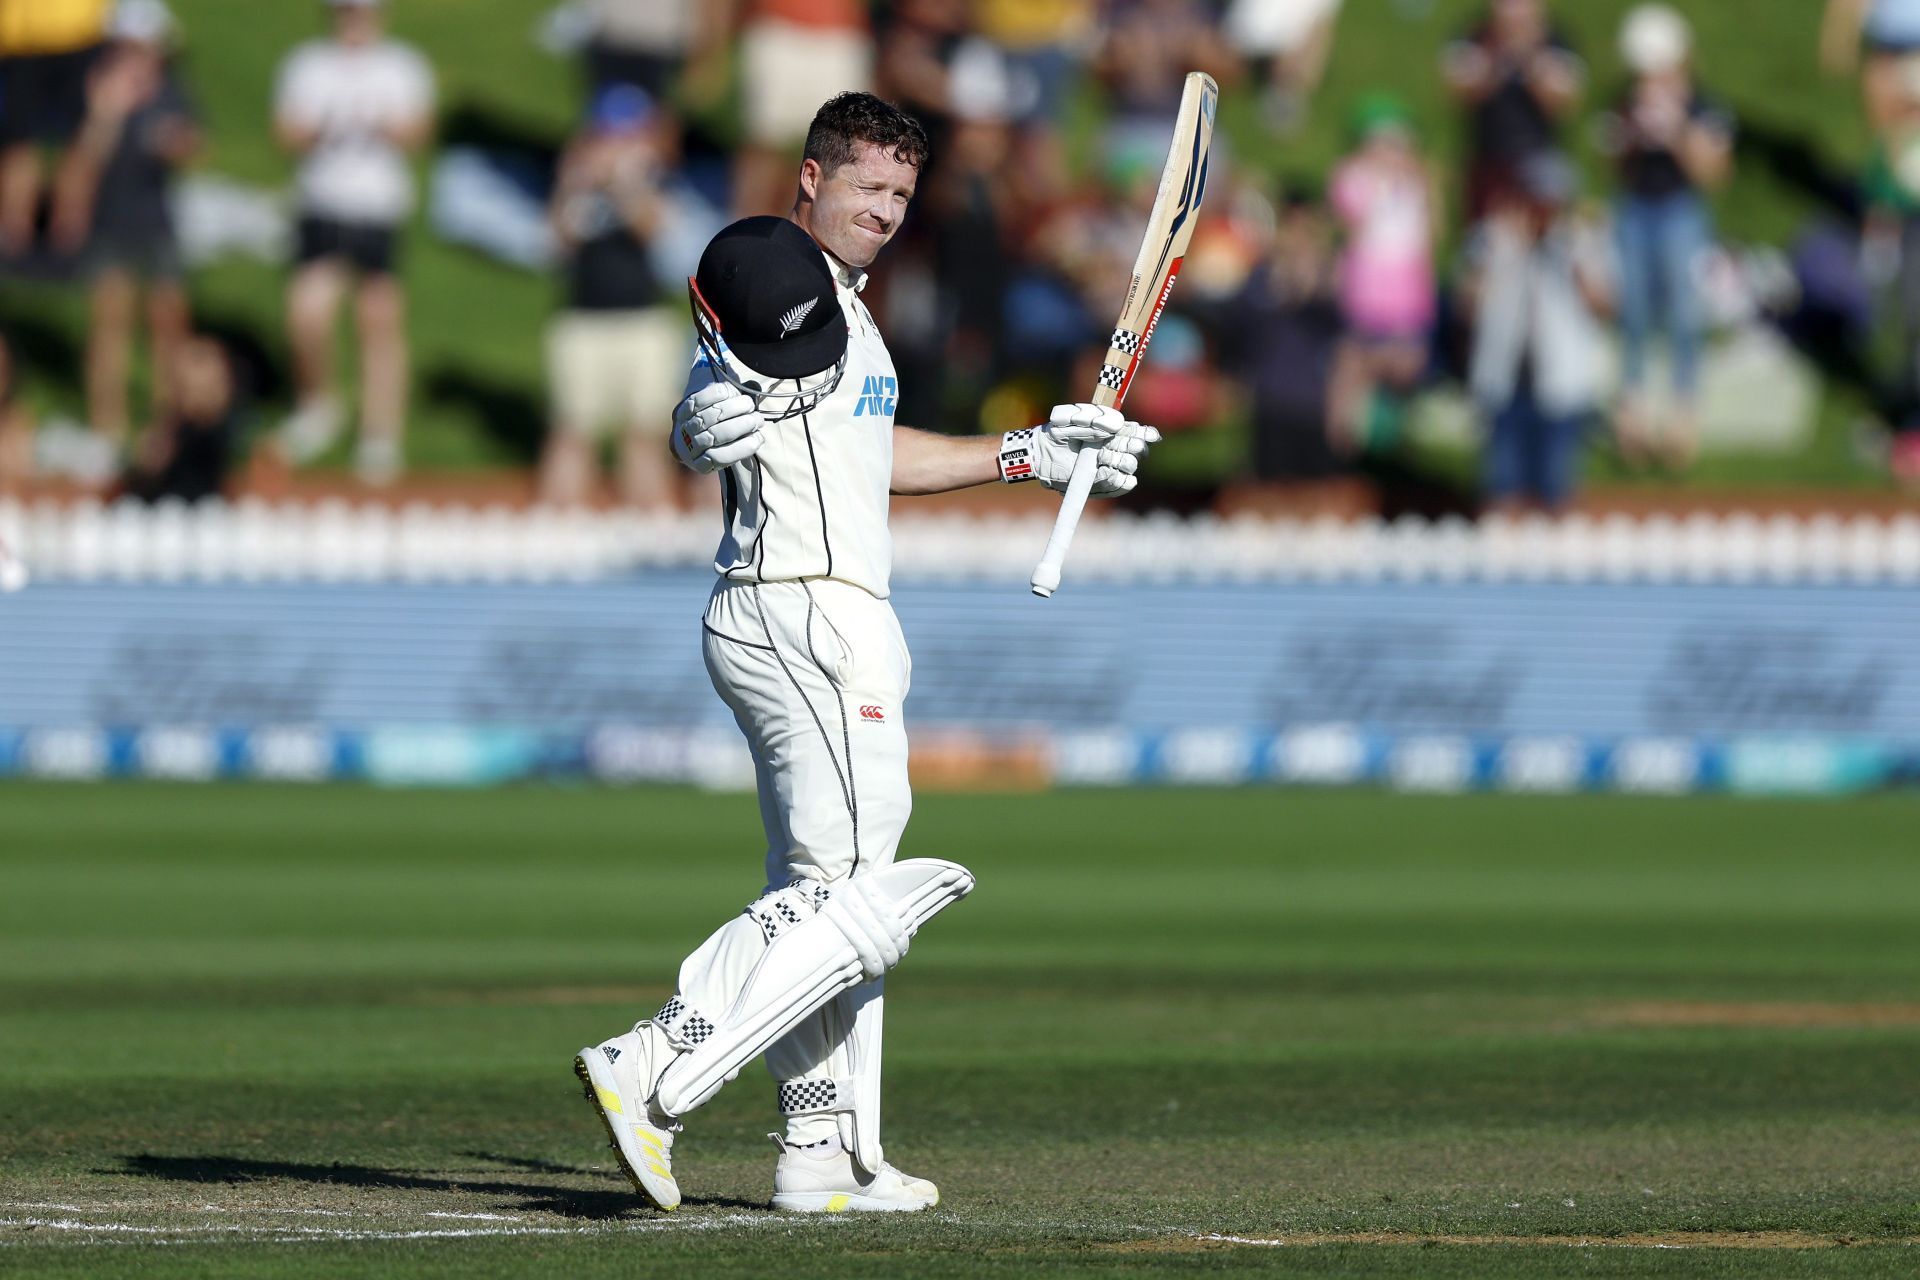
[0,573,1915,791]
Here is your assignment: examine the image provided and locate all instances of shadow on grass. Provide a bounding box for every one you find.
[107,1153,760,1217]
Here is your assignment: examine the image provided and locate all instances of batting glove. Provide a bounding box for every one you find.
[672,383,766,474]
[998,402,1161,496]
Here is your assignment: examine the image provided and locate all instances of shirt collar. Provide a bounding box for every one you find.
[822,249,868,294]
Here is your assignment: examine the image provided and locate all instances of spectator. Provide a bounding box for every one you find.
[1094,0,1239,152]
[1824,0,1920,484]
[871,33,1028,431]
[1598,5,1733,468]
[731,0,874,217]
[51,0,202,461]
[875,0,987,154]
[122,333,241,503]
[1442,0,1583,221]
[0,0,108,255]
[1823,0,1920,137]
[1218,186,1354,510]
[974,0,1093,129]
[273,0,434,487]
[1222,0,1343,132]
[540,84,690,509]
[573,0,703,100]
[0,334,32,493]
[1326,94,1437,454]
[1461,152,1613,513]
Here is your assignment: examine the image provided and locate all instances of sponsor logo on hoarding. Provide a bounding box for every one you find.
[1390,735,1476,792]
[462,632,710,725]
[23,727,109,779]
[136,726,221,780]
[1648,628,1891,732]
[91,633,331,724]
[1264,627,1519,732]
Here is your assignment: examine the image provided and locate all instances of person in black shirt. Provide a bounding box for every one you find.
[122,334,241,504]
[541,83,690,508]
[50,0,200,472]
[1442,0,1584,221]
[1597,4,1732,467]
[1219,187,1357,513]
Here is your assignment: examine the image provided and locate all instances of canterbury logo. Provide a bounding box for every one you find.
[777,298,819,337]
[859,705,885,722]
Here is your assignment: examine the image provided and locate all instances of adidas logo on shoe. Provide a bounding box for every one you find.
[602,1046,621,1063]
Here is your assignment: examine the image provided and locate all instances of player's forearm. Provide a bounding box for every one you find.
[889,427,1001,496]
[274,115,321,154]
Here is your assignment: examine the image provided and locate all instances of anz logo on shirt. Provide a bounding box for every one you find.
[852,374,898,419]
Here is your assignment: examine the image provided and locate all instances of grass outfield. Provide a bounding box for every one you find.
[1,783,1917,1277]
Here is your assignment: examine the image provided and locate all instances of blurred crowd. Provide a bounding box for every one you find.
[3,0,1920,511]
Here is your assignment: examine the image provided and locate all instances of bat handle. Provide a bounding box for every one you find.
[1030,446,1101,598]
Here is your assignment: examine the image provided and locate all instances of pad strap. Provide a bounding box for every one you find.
[748,879,832,943]
[776,1076,857,1117]
[653,995,718,1052]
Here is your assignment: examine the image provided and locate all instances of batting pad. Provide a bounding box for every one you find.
[776,979,887,1174]
[652,858,974,1118]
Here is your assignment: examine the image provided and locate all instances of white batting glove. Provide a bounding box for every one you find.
[998,402,1161,496]
[672,383,766,474]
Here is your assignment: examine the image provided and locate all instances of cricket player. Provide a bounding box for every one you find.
[575,92,1159,1214]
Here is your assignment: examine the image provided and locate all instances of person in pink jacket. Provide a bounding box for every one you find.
[1326,94,1438,452]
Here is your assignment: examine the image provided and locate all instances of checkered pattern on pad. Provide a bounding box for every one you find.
[777,1079,839,1113]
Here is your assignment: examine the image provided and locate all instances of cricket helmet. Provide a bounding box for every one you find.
[688,216,849,422]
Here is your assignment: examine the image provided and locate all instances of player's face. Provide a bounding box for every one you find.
[801,142,918,269]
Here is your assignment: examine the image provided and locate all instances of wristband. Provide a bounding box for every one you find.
[997,428,1037,483]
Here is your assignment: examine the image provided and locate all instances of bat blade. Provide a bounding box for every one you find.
[1031,71,1218,598]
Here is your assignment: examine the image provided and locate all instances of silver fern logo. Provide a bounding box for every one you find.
[777,298,818,338]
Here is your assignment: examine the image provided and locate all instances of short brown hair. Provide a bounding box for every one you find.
[803,92,929,173]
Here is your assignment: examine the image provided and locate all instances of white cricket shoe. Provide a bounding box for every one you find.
[280,396,343,464]
[769,1136,939,1213]
[354,435,402,487]
[573,1027,680,1211]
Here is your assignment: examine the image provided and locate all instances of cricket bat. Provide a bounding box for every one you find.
[1030,71,1218,598]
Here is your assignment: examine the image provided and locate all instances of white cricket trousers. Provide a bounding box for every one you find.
[702,577,913,883]
[673,577,913,1145]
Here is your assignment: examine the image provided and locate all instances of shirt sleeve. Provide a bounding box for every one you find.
[273,47,317,125]
[685,338,726,398]
[393,46,436,118]
[1542,27,1587,84]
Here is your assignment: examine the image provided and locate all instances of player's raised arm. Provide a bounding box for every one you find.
[888,406,1160,497]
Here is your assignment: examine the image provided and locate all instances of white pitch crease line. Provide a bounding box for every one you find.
[208,1205,363,1218]
[6,1201,356,1219]
[4,1218,210,1235]
[2,1209,809,1246]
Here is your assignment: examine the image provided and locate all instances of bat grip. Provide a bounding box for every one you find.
[1029,446,1101,597]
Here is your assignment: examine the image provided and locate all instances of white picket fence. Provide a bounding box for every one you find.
[2,497,1919,585]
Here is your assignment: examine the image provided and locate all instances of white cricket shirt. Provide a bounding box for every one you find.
[274,38,435,225]
[689,251,899,599]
